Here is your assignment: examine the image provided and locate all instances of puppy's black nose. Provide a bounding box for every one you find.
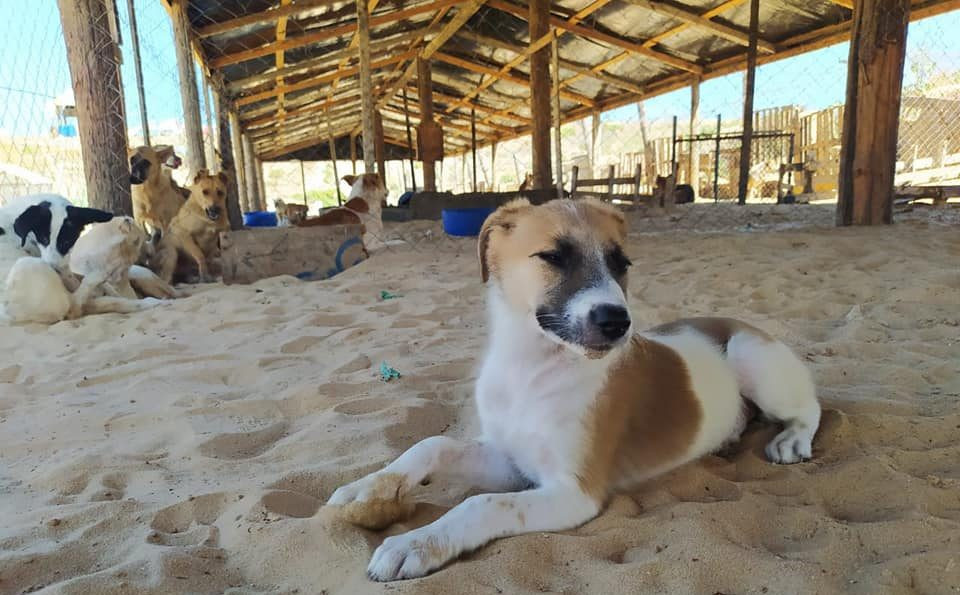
[589,304,631,340]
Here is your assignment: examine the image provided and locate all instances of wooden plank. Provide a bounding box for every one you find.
[197,0,339,38]
[171,0,206,171]
[210,0,463,68]
[737,0,759,204]
[57,0,132,215]
[837,0,909,225]
[529,0,552,189]
[624,0,775,53]
[235,50,415,106]
[220,225,367,284]
[487,0,702,74]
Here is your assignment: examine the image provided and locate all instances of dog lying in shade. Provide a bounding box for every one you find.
[328,198,820,581]
[295,174,386,251]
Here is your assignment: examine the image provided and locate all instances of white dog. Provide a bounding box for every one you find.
[328,198,821,581]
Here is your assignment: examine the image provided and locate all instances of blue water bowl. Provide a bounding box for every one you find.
[243,211,278,227]
[442,207,495,237]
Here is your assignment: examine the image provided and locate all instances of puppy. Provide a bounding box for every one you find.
[129,145,187,240]
[653,175,694,205]
[154,169,230,283]
[328,198,820,581]
[275,199,308,226]
[0,193,113,289]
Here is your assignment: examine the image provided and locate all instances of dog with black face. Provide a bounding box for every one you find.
[328,198,821,581]
[129,145,188,241]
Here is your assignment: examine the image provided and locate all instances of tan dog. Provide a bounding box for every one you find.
[274,199,309,226]
[329,198,820,581]
[129,145,187,239]
[154,170,230,283]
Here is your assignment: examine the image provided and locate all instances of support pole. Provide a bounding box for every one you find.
[326,109,342,205]
[714,113,721,203]
[125,0,150,145]
[552,31,563,199]
[357,0,375,173]
[243,134,261,211]
[256,159,266,211]
[529,0,552,190]
[417,58,437,191]
[402,87,416,192]
[214,91,242,229]
[202,77,216,169]
[171,0,206,173]
[471,106,478,192]
[737,0,760,205]
[300,160,307,205]
[490,141,497,191]
[689,77,700,198]
[837,0,909,225]
[374,110,386,184]
[350,131,358,175]
[57,0,132,214]
[230,110,249,213]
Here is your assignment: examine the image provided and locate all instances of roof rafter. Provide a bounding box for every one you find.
[623,0,776,53]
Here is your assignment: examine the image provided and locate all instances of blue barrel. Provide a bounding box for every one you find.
[442,207,495,236]
[243,211,278,227]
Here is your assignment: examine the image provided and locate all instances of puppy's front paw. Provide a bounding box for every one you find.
[367,530,453,581]
[766,425,814,464]
[326,472,415,530]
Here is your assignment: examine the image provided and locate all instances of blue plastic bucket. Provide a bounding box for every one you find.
[243,211,278,227]
[442,207,495,236]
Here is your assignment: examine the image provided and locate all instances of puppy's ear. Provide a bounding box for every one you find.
[341,175,357,187]
[13,203,53,247]
[478,199,530,283]
[193,169,210,184]
[66,206,114,226]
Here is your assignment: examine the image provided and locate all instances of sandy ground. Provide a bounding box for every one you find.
[1,203,958,595]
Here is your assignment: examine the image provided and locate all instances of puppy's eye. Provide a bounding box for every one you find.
[534,250,566,267]
[606,248,632,276]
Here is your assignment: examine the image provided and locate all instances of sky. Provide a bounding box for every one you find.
[1,3,958,138]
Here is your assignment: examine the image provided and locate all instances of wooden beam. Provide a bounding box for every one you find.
[214,91,243,228]
[487,0,702,74]
[418,57,437,191]
[643,0,746,48]
[624,0,775,53]
[275,0,292,115]
[171,0,206,171]
[375,0,488,110]
[197,0,339,38]
[552,32,563,197]
[235,50,416,106]
[434,51,596,107]
[737,0,759,204]
[210,0,464,67]
[230,110,249,212]
[57,0,132,215]
[243,133,262,210]
[530,0,552,189]
[829,0,855,9]
[837,0,909,225]
[358,0,376,172]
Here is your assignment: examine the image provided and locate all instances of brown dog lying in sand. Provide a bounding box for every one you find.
[152,170,230,283]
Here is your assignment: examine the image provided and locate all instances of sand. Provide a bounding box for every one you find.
[1,203,958,595]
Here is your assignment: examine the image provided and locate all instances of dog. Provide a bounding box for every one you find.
[274,199,309,226]
[296,174,385,251]
[153,169,230,283]
[518,173,533,191]
[653,174,694,206]
[129,145,188,240]
[70,216,180,300]
[327,198,821,581]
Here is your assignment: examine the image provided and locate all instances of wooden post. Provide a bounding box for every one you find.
[125,0,150,145]
[230,110,249,213]
[300,160,307,205]
[570,165,579,198]
[689,77,700,198]
[607,164,616,198]
[57,0,132,215]
[402,87,416,192]
[357,0,375,173]
[203,78,216,170]
[374,110,386,184]
[243,134,261,211]
[837,0,909,225]
[350,131,358,175]
[417,58,437,191]
[633,163,643,202]
[529,0,552,190]
[471,106,478,192]
[256,159,267,211]
[171,0,206,173]
[214,91,243,229]
[713,113,722,203]
[552,32,563,199]
[490,141,497,191]
[326,108,342,205]
[737,0,760,205]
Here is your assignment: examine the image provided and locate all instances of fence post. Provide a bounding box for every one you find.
[633,163,642,203]
[125,0,150,146]
[607,164,616,198]
[714,114,722,203]
[737,0,760,204]
[57,0,132,214]
[570,165,579,199]
[171,0,206,173]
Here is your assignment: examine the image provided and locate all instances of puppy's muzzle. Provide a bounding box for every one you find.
[588,304,631,342]
[205,206,222,221]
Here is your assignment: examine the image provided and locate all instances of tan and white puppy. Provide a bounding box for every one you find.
[328,198,820,581]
